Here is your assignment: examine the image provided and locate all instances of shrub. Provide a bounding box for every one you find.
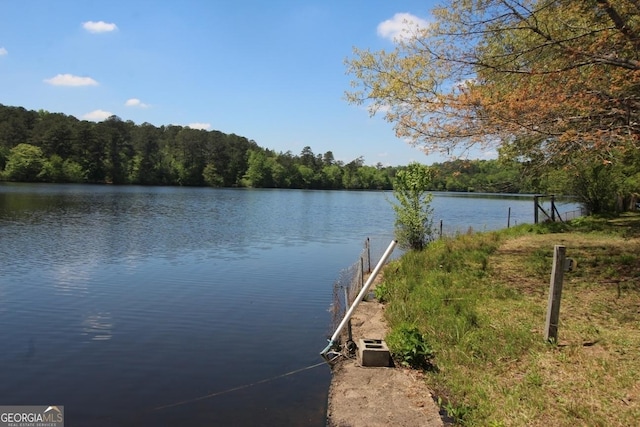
[386,323,435,369]
[391,162,434,251]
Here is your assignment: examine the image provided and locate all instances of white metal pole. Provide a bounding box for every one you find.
[328,240,397,344]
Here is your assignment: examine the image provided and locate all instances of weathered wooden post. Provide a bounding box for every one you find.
[534,195,540,224]
[439,219,443,239]
[507,207,511,228]
[545,245,566,343]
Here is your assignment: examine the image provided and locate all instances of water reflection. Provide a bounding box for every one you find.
[51,262,92,295]
[82,312,114,342]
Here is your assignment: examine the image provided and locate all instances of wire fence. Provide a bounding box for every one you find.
[559,207,588,222]
[327,200,588,337]
[328,237,397,336]
[434,203,587,239]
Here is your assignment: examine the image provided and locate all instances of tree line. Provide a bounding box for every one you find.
[0,105,256,187]
[0,103,559,193]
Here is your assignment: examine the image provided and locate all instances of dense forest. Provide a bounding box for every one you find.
[0,103,552,193]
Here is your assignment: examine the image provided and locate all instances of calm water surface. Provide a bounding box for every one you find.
[0,184,578,426]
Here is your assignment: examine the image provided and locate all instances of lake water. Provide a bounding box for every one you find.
[0,184,579,426]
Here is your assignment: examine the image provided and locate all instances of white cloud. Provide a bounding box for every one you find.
[187,122,211,130]
[125,98,149,108]
[0,47,7,56]
[377,13,429,42]
[83,20,118,33]
[83,109,113,121]
[44,73,98,86]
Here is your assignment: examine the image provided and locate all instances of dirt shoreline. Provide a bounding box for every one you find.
[325,285,445,427]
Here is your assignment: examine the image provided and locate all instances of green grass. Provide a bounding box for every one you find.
[380,213,640,426]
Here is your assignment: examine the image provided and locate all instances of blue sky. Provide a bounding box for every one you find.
[0,0,486,166]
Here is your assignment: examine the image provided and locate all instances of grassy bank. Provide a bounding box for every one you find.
[378,213,640,426]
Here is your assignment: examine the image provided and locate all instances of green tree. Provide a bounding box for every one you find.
[39,155,86,183]
[0,146,10,171]
[98,116,134,184]
[73,121,106,183]
[203,163,224,187]
[242,149,273,187]
[4,143,46,182]
[300,146,317,170]
[269,158,288,187]
[323,151,335,166]
[321,164,343,189]
[569,157,624,214]
[40,155,65,182]
[0,106,36,151]
[174,128,210,185]
[131,123,162,184]
[342,157,365,189]
[61,159,86,182]
[296,164,316,189]
[391,162,434,251]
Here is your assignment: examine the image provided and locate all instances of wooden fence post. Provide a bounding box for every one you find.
[534,195,540,224]
[545,245,566,343]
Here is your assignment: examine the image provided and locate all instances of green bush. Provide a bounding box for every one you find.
[374,282,390,302]
[386,323,434,369]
